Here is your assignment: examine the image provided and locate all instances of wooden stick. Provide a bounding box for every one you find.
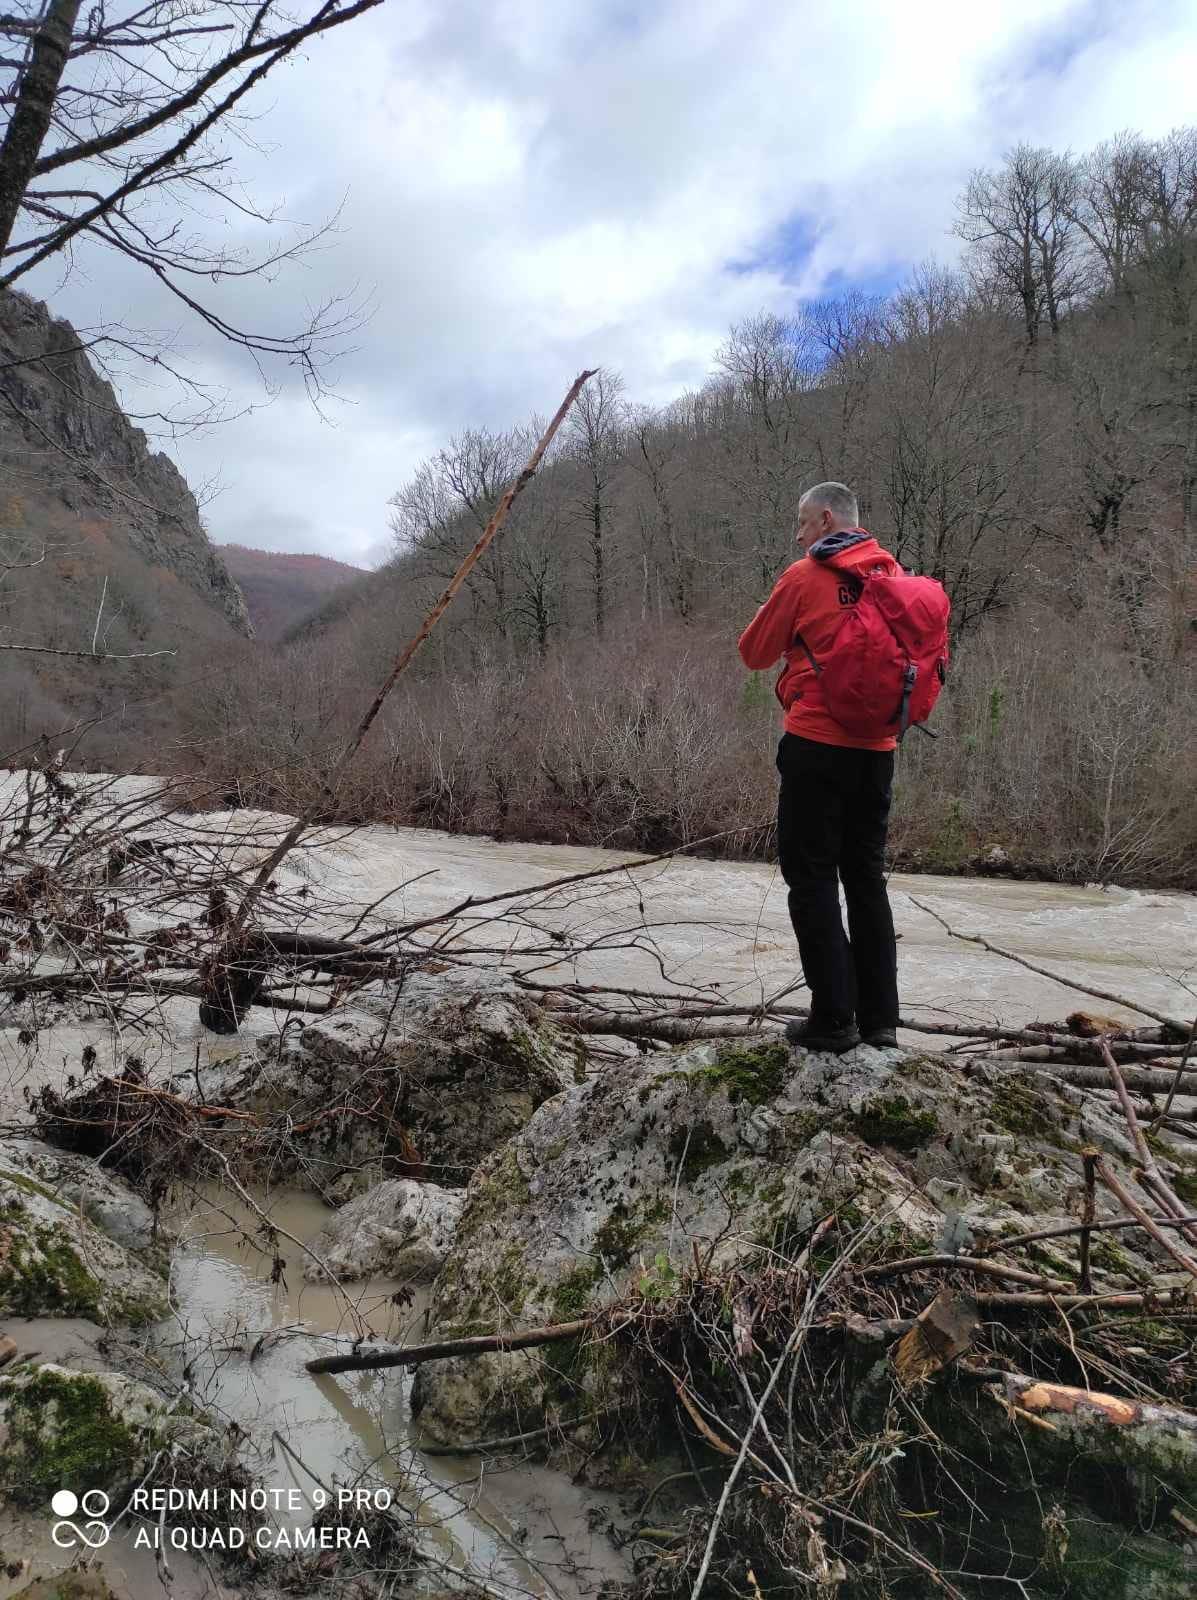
[1079,1149,1097,1294]
[854,1255,1071,1291]
[985,1042,1190,1064]
[418,1413,597,1456]
[972,1286,1192,1309]
[1152,1012,1197,1133]
[306,1317,591,1375]
[998,1209,1197,1252]
[1095,1158,1197,1284]
[962,1060,1197,1097]
[337,370,596,774]
[1096,1036,1197,1249]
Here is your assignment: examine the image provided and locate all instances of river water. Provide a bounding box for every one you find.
[2,785,1195,1597]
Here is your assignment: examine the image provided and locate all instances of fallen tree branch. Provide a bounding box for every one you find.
[306,1317,592,1375]
[1152,1011,1197,1133]
[961,1059,1197,1097]
[853,1255,1071,1292]
[417,1413,599,1457]
[1094,1157,1197,1285]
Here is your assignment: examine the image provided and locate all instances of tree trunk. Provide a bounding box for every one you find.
[0,0,83,256]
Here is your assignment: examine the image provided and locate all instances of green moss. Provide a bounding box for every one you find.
[1087,1234,1155,1285]
[988,1074,1063,1139]
[0,1223,111,1320]
[569,1038,589,1085]
[667,1122,728,1181]
[0,1369,141,1506]
[851,1095,938,1151]
[782,1110,829,1146]
[691,1041,790,1106]
[457,1148,531,1239]
[542,1328,625,1418]
[0,1168,63,1207]
[1168,1167,1197,1207]
[11,1576,119,1600]
[490,1244,532,1309]
[552,1264,602,1319]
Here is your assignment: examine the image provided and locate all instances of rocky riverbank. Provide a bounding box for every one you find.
[8,966,1197,1597]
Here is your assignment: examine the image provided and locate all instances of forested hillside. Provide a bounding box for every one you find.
[177,131,1197,886]
[220,545,362,640]
[6,133,1195,887]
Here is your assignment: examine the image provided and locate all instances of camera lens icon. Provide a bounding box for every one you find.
[51,1488,111,1548]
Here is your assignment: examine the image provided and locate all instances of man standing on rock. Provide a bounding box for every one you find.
[738,482,902,1055]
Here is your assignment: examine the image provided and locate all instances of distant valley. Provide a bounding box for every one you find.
[218,544,364,641]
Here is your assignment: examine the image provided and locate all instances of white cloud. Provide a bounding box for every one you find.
[22,0,1197,563]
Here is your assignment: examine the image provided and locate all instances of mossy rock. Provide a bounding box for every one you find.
[0,1167,167,1325]
[0,1362,221,1513]
[0,1367,141,1506]
[850,1094,938,1151]
[688,1041,791,1106]
[12,1576,119,1600]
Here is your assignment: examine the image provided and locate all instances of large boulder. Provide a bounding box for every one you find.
[0,1150,169,1324]
[0,1363,219,1508]
[406,1037,1197,1594]
[304,1178,465,1282]
[0,1137,168,1257]
[410,1037,1183,1442]
[199,973,585,1192]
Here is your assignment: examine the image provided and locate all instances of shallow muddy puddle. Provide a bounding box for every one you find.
[0,1186,629,1599]
[158,1185,630,1598]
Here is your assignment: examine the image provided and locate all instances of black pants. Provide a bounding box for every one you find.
[775,733,898,1032]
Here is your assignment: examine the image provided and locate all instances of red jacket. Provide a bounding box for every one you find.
[738,530,901,751]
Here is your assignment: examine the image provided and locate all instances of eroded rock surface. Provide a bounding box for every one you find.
[0,1143,169,1324]
[202,975,585,1191]
[304,1178,464,1282]
[405,1035,1197,1595]
[411,1036,1188,1439]
[0,1136,167,1256]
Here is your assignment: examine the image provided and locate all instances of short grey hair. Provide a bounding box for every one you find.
[799,481,859,527]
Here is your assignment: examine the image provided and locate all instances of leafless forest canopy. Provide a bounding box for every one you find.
[5,130,1197,886]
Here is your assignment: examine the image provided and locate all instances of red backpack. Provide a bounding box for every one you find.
[795,563,950,741]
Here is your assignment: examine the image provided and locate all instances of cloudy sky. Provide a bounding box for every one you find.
[24,0,1197,566]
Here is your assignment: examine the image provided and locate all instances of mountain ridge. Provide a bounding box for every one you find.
[218,543,364,640]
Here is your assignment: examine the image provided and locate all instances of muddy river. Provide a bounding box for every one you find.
[2,785,1195,1597]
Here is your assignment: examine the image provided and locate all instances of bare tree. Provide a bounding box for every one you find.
[0,0,384,406]
[1067,131,1153,297]
[387,426,525,647]
[955,142,1082,347]
[564,365,625,636]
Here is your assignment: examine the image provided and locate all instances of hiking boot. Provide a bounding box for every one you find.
[861,1027,899,1050]
[785,1017,861,1054]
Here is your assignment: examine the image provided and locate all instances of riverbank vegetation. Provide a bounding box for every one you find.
[162,128,1195,887]
[4,129,1196,890]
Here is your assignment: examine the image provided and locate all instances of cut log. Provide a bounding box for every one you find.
[993,1374,1197,1496]
[890,1289,979,1386]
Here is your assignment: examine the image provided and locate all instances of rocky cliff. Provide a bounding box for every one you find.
[0,287,250,634]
